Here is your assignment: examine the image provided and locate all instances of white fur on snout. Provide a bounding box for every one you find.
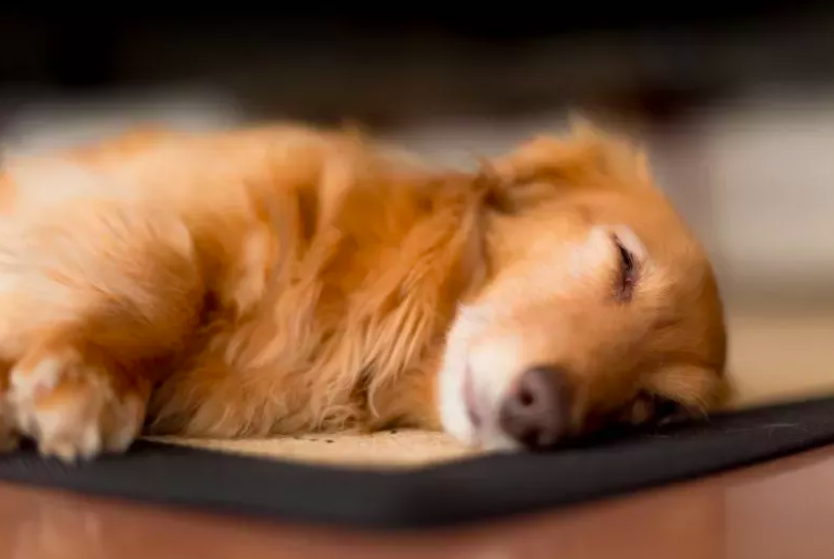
[438,305,484,445]
[438,304,525,451]
[466,330,525,451]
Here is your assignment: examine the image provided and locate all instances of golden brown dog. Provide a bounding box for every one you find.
[0,120,727,460]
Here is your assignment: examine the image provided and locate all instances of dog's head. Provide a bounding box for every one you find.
[439,122,728,450]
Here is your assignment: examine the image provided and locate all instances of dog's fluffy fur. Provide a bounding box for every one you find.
[0,121,727,460]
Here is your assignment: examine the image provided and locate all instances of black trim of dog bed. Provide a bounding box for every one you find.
[1,396,834,530]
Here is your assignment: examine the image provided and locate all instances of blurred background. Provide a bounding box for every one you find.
[0,9,831,405]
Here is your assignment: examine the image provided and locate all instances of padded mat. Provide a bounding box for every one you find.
[2,396,834,529]
[154,429,476,467]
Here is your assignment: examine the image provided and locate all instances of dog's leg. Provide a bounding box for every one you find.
[0,203,204,461]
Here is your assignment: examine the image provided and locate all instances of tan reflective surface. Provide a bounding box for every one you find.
[1,446,834,559]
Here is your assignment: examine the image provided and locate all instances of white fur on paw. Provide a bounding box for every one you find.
[9,355,143,462]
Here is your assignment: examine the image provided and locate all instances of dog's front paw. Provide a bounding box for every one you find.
[9,347,145,462]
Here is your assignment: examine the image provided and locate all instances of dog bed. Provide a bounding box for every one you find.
[1,396,834,529]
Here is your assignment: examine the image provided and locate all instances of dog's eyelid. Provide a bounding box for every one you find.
[609,225,647,260]
[612,233,640,302]
[614,235,635,268]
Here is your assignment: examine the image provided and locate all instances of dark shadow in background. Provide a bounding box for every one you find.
[1,7,834,127]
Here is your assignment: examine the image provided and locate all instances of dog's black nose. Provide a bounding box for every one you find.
[499,366,570,449]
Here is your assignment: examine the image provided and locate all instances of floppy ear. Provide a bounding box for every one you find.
[643,364,733,414]
[490,132,605,185]
[472,156,562,215]
[486,120,655,203]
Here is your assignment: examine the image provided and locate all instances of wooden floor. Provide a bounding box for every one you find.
[2,444,834,559]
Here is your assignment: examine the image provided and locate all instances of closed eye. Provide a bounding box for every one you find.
[613,235,638,302]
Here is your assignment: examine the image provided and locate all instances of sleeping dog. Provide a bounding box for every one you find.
[0,120,727,460]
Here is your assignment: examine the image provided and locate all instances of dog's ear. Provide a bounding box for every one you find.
[485,121,654,209]
[472,157,550,215]
[642,364,732,415]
